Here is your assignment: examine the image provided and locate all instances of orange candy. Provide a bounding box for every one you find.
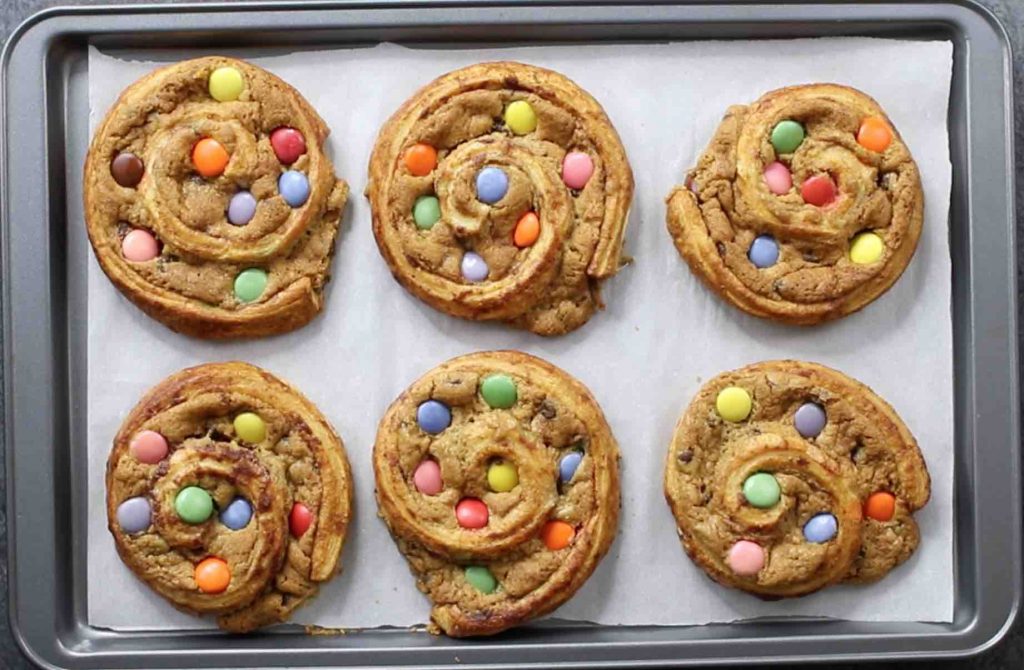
[403,143,438,177]
[514,212,540,248]
[857,117,893,153]
[864,491,896,521]
[192,138,230,178]
[195,557,231,594]
[540,520,575,550]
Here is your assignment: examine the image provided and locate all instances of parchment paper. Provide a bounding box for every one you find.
[87,38,954,630]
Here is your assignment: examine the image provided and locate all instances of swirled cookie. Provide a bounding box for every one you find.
[664,360,930,597]
[666,84,923,324]
[367,62,634,336]
[85,57,348,338]
[374,351,620,635]
[106,362,352,632]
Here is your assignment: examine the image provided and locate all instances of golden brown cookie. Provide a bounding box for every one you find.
[366,62,634,336]
[106,362,352,632]
[84,57,348,338]
[666,84,923,324]
[664,360,930,598]
[374,351,619,635]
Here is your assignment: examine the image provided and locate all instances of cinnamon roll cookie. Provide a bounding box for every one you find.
[664,360,930,597]
[374,351,620,635]
[367,62,634,335]
[106,362,352,632]
[85,57,348,338]
[666,84,923,324]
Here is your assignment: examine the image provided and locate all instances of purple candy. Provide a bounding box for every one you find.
[795,402,827,438]
[227,190,257,225]
[117,497,152,534]
[461,251,489,282]
[748,235,779,268]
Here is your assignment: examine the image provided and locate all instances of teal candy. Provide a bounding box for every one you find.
[465,566,497,594]
[770,120,805,154]
[742,472,781,509]
[481,374,517,409]
[413,195,441,230]
[175,486,214,524]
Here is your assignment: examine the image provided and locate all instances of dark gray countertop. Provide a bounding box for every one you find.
[2,0,1021,668]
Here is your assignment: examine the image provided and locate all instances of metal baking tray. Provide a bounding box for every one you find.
[2,0,1018,667]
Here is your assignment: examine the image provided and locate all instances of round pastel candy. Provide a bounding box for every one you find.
[562,151,594,189]
[794,402,827,438]
[195,557,231,594]
[413,459,443,495]
[475,167,509,204]
[192,138,229,178]
[747,235,779,269]
[481,374,517,408]
[417,400,451,434]
[865,491,896,521]
[175,486,213,524]
[456,497,489,529]
[801,174,836,207]
[504,100,537,135]
[763,161,792,195]
[465,566,497,594]
[727,540,765,576]
[771,120,805,154]
[117,497,152,534]
[857,116,893,153]
[461,252,489,282]
[130,430,168,464]
[487,461,519,492]
[208,66,244,102]
[220,498,253,530]
[803,513,838,543]
[742,472,781,508]
[122,229,160,262]
[413,195,441,230]
[290,502,313,537]
[234,412,266,443]
[716,386,752,422]
[849,231,884,264]
[270,127,306,165]
[234,268,268,303]
[278,170,310,207]
[110,152,144,187]
[541,520,575,550]
[403,143,437,176]
[227,191,257,225]
[514,211,540,248]
[559,451,583,484]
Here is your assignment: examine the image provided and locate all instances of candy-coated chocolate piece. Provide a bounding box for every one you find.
[865,491,896,521]
[233,412,266,443]
[456,497,489,529]
[514,211,540,248]
[413,195,441,230]
[559,451,583,484]
[278,170,310,207]
[771,120,805,154]
[475,166,509,204]
[727,540,765,576]
[117,497,152,534]
[504,100,537,135]
[227,191,257,225]
[234,268,268,303]
[742,472,781,508]
[540,520,575,550]
[801,174,836,207]
[716,386,752,422]
[849,231,884,264]
[130,430,168,464]
[195,557,231,594]
[270,127,306,165]
[747,235,779,269]
[464,566,497,594]
[290,502,313,537]
[413,459,443,495]
[857,116,893,153]
[794,402,827,438]
[480,374,517,408]
[403,143,437,176]
[763,161,792,195]
[208,66,244,102]
[417,400,452,434]
[803,513,838,543]
[220,498,253,530]
[122,229,160,262]
[487,461,519,492]
[192,138,229,178]
[175,486,214,524]
[110,152,144,187]
[461,251,489,282]
[562,151,594,189]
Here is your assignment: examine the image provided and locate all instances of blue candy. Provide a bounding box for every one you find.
[461,252,489,282]
[559,451,583,484]
[748,234,779,268]
[278,170,310,207]
[221,497,253,530]
[227,190,257,225]
[117,497,152,534]
[475,166,509,204]
[417,400,452,435]
[794,402,827,438]
[803,513,838,543]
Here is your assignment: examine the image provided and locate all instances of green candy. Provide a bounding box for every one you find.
[481,374,517,409]
[175,486,214,524]
[413,195,441,230]
[465,566,497,594]
[770,120,805,154]
[234,268,268,303]
[742,472,781,509]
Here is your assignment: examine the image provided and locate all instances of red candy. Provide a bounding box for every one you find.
[270,127,306,165]
[455,498,489,529]
[801,174,837,207]
[289,502,313,537]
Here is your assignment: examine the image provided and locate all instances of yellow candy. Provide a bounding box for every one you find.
[849,231,884,265]
[209,66,244,102]
[716,387,752,422]
[487,461,519,492]
[504,100,537,135]
[233,412,266,443]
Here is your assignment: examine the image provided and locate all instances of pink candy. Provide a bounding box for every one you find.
[763,161,792,195]
[413,459,443,495]
[122,229,159,262]
[130,430,168,464]
[727,540,765,576]
[561,151,594,190]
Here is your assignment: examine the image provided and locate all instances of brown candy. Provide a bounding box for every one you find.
[110,152,144,187]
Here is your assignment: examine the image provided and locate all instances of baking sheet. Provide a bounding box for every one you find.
[86,38,954,630]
